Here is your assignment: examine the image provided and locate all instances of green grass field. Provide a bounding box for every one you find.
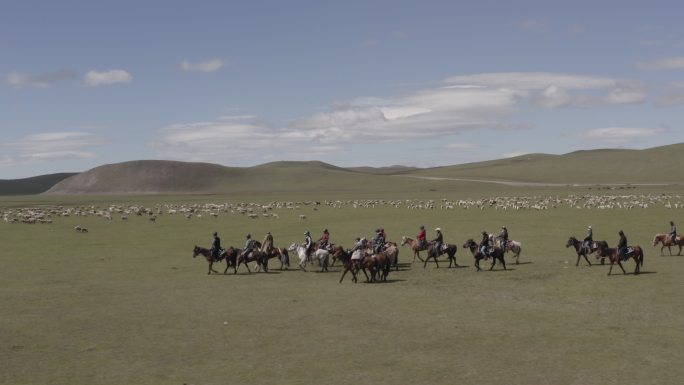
[2,188,684,385]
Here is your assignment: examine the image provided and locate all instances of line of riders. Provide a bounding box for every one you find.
[197,223,520,276]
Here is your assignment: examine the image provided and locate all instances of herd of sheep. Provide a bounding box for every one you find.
[1,193,682,228]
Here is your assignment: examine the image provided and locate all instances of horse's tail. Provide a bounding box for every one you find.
[639,247,644,267]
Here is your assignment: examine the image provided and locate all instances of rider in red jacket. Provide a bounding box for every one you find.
[417,225,427,249]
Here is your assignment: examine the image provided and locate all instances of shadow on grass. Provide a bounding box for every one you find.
[512,261,533,265]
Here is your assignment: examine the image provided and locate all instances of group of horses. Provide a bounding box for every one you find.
[400,234,522,272]
[193,232,524,281]
[566,232,683,275]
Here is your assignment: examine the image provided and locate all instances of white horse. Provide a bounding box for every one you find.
[490,234,523,264]
[288,243,329,272]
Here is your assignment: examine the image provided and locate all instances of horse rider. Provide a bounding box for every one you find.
[380,228,387,243]
[318,228,330,250]
[304,231,313,259]
[211,231,221,261]
[417,225,427,249]
[373,228,385,253]
[499,226,509,250]
[480,231,490,257]
[583,225,593,251]
[617,230,628,261]
[261,231,274,253]
[243,234,255,258]
[433,228,444,255]
[670,221,677,244]
[350,237,366,269]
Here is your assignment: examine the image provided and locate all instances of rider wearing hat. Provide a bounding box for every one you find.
[417,225,427,249]
[211,231,221,261]
[373,228,385,253]
[261,231,274,253]
[433,228,443,255]
[304,231,313,258]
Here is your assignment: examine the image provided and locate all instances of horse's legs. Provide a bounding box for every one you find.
[339,266,348,283]
[575,254,581,267]
[617,260,626,275]
[489,256,496,271]
[633,256,640,275]
[583,254,592,266]
[608,260,614,275]
[475,257,481,271]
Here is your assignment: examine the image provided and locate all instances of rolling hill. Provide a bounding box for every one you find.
[2,143,678,195]
[0,173,77,195]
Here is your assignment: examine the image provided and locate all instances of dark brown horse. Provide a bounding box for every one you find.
[652,233,684,256]
[566,237,592,266]
[359,252,391,282]
[462,239,506,271]
[423,242,458,269]
[236,241,269,274]
[596,242,644,275]
[192,245,238,274]
[337,249,370,283]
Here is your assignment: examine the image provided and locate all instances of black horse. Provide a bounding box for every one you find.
[462,239,506,272]
[423,243,458,268]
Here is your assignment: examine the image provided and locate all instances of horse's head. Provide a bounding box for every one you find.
[652,234,662,246]
[462,239,475,250]
[566,237,576,248]
[192,245,201,258]
[287,243,298,252]
[400,236,409,246]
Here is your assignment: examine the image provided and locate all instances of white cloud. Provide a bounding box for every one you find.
[6,70,77,88]
[2,132,104,161]
[180,59,224,72]
[583,127,668,144]
[637,57,684,70]
[502,151,530,158]
[447,72,646,107]
[84,69,132,87]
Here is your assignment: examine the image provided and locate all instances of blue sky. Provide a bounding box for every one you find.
[2,0,684,178]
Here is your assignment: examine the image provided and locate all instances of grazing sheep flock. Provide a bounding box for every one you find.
[1,193,683,226]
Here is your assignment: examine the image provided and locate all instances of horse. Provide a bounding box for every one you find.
[236,242,269,274]
[400,236,428,262]
[360,252,391,282]
[254,247,291,272]
[288,243,330,272]
[384,243,400,271]
[462,239,506,272]
[192,245,238,275]
[652,233,684,256]
[595,242,644,275]
[491,234,523,264]
[337,249,370,283]
[565,237,592,266]
[423,242,458,269]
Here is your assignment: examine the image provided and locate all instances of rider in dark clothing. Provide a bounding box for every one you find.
[617,230,628,261]
[373,229,385,253]
[670,221,677,244]
[211,232,221,261]
[433,228,443,255]
[243,234,254,258]
[480,231,490,256]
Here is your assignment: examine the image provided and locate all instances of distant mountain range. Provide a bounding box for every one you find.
[1,143,682,195]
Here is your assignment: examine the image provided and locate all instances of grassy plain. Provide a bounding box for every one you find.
[2,185,684,385]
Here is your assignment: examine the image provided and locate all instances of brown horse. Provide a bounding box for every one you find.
[400,236,427,262]
[236,241,269,273]
[423,242,458,269]
[652,233,684,256]
[384,243,400,271]
[462,239,506,272]
[361,252,391,282]
[337,249,370,283]
[596,242,644,275]
[192,245,238,274]
[565,237,592,266]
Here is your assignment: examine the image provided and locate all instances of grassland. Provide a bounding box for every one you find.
[2,187,684,385]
